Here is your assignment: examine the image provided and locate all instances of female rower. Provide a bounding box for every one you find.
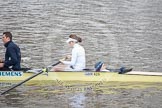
[51,34,86,71]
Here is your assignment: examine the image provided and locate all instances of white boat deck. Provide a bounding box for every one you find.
[126,71,162,76]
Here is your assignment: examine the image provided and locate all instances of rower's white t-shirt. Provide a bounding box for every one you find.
[62,44,86,71]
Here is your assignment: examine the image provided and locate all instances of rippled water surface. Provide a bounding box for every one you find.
[0,0,162,71]
[0,0,162,107]
[1,82,162,108]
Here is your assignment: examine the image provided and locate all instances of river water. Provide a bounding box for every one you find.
[0,0,162,72]
[0,0,162,108]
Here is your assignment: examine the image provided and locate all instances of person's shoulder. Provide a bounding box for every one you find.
[77,44,85,50]
[8,41,19,48]
[77,44,84,48]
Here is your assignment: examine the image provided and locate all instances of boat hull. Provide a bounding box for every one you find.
[1,71,162,83]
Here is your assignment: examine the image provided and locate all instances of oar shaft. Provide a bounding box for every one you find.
[1,61,61,95]
[51,61,60,66]
[1,70,43,95]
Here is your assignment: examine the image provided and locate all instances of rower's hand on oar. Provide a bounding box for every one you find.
[59,58,65,62]
[66,55,71,59]
[59,57,68,63]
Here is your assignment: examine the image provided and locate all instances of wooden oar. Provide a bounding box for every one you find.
[1,61,60,95]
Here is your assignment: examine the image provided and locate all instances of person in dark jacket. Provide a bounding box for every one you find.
[0,32,21,71]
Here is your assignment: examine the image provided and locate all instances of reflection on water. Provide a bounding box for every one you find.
[1,82,162,108]
[0,0,162,72]
[0,0,162,107]
[1,92,25,107]
[69,93,86,108]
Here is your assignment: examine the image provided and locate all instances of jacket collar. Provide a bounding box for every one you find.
[4,41,12,48]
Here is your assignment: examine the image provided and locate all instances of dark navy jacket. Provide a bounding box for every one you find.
[4,41,21,70]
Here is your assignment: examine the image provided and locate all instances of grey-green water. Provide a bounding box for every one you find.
[0,0,162,107]
[1,82,162,108]
[0,0,162,71]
